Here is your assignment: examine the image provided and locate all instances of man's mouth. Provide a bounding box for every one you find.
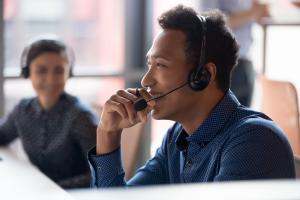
[149,92,163,99]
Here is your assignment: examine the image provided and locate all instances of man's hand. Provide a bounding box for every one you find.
[96,88,155,154]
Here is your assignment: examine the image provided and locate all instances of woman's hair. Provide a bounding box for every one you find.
[20,39,75,78]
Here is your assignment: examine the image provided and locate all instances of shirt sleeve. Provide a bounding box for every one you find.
[73,110,98,155]
[0,105,19,145]
[88,133,170,187]
[66,108,98,187]
[88,146,125,187]
[214,120,296,181]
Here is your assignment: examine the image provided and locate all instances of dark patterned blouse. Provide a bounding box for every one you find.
[0,92,98,188]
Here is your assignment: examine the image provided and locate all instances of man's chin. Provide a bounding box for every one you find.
[151,110,165,120]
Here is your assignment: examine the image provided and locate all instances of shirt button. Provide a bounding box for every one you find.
[97,166,101,171]
[186,160,193,167]
[200,142,205,147]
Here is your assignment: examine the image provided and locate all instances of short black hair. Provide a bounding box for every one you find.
[158,5,239,92]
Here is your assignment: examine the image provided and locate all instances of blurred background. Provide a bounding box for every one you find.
[1,0,300,160]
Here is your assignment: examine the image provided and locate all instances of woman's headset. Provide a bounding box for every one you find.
[20,38,75,78]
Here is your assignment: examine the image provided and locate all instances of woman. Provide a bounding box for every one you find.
[0,39,98,188]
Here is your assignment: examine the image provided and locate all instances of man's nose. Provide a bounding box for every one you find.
[141,68,155,88]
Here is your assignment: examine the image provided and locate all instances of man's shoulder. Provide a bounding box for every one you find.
[229,106,290,146]
[234,107,279,131]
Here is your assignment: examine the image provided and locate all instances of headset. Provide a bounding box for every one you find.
[134,15,211,111]
[188,15,211,91]
[20,39,75,78]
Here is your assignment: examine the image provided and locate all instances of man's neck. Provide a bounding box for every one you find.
[180,89,225,135]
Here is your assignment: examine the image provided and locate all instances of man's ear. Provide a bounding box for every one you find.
[205,62,217,83]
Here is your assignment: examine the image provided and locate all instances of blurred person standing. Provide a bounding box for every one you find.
[200,0,270,107]
[0,38,98,188]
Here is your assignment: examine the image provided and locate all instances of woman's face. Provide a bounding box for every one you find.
[29,52,70,104]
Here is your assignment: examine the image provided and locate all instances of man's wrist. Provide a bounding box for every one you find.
[96,128,122,155]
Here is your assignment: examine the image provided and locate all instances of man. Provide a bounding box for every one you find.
[88,5,295,187]
[200,0,270,107]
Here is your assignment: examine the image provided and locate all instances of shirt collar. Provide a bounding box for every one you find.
[175,128,189,151]
[176,90,240,150]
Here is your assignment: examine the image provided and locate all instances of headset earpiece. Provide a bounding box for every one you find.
[68,48,75,77]
[188,66,211,91]
[21,66,30,78]
[20,45,30,78]
[188,15,211,91]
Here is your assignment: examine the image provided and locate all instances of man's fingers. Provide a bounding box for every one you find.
[107,88,155,124]
[110,94,136,123]
[105,99,127,119]
[127,88,142,97]
[117,89,139,102]
[138,88,153,101]
[134,88,155,121]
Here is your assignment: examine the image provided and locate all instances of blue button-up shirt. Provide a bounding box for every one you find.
[88,90,295,187]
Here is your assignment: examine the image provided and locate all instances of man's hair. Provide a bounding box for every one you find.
[158,5,239,92]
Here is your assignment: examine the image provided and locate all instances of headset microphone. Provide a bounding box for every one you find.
[134,82,188,111]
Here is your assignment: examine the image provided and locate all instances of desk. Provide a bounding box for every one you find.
[70,180,300,200]
[0,147,74,200]
[2,147,300,200]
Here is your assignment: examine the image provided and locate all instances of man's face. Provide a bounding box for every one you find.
[142,29,197,121]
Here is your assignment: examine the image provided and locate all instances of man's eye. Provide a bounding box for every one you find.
[157,63,166,67]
